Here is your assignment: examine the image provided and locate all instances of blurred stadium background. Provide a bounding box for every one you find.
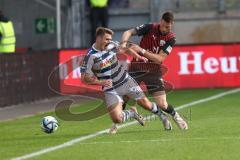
[0,0,240,160]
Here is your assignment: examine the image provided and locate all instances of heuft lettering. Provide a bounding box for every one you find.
[178,51,239,75]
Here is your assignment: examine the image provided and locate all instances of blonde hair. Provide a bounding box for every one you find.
[95,27,114,37]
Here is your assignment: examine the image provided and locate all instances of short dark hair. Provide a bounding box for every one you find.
[161,11,174,23]
[96,27,114,37]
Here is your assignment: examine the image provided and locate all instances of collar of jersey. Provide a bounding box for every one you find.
[92,43,108,54]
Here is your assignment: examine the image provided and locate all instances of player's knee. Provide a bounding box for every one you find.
[157,101,168,109]
[112,116,123,124]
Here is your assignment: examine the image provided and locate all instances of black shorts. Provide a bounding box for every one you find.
[129,71,165,95]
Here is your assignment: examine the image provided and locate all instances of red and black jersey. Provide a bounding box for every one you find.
[135,23,176,55]
[129,23,176,74]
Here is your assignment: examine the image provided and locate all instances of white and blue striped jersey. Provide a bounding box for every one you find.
[81,43,128,92]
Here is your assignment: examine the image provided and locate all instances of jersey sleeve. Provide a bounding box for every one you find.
[162,37,176,55]
[80,54,95,76]
[135,24,152,36]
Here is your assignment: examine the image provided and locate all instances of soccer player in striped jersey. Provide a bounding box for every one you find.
[81,27,170,134]
[121,11,188,130]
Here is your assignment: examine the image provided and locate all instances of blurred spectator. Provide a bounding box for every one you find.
[86,0,109,44]
[0,11,16,53]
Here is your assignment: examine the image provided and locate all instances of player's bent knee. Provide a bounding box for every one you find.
[157,101,168,109]
[112,116,123,124]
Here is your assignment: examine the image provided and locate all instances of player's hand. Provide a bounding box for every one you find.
[99,80,112,88]
[130,44,143,53]
[136,56,148,62]
[129,45,148,62]
[124,47,148,62]
[120,41,127,49]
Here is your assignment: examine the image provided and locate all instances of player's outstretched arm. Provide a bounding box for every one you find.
[118,42,148,62]
[142,50,168,64]
[131,44,168,64]
[121,28,137,48]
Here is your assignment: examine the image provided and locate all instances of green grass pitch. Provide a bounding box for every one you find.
[0,88,240,160]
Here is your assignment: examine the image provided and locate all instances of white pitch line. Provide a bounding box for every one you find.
[11,88,240,160]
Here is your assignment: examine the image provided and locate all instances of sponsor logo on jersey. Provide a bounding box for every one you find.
[166,46,172,53]
[100,56,116,69]
[160,40,166,46]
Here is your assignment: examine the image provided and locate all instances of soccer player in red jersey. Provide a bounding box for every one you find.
[121,11,188,130]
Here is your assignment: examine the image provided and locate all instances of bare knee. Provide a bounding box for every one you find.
[157,101,168,109]
[108,103,124,124]
[153,93,168,109]
[112,116,123,124]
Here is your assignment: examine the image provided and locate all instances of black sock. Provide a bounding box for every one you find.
[151,103,164,116]
[162,105,176,116]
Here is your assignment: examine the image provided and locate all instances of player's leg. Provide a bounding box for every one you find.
[139,74,172,130]
[136,97,172,130]
[107,102,145,125]
[107,103,124,123]
[147,74,188,130]
[125,77,171,130]
[108,103,144,124]
[109,106,140,134]
[105,91,144,134]
[109,95,127,134]
[109,95,141,134]
[129,67,173,130]
[109,95,142,134]
[152,90,188,130]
